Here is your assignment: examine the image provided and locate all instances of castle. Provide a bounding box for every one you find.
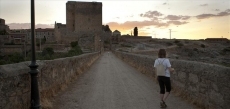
[55,1,103,51]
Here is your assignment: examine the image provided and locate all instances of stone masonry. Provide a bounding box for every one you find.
[114,51,230,109]
[0,52,100,109]
[54,1,102,52]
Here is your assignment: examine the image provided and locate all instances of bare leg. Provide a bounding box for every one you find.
[160,94,164,101]
[163,92,170,101]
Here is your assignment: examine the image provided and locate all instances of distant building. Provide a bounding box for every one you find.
[27,28,55,42]
[9,33,27,44]
[205,38,229,42]
[0,18,10,32]
[113,30,121,36]
[10,28,55,43]
[112,30,121,43]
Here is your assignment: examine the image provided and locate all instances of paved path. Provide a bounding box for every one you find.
[53,52,197,109]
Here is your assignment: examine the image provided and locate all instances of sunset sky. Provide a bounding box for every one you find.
[0,0,229,39]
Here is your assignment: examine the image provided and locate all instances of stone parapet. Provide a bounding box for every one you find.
[0,52,100,109]
[114,51,230,109]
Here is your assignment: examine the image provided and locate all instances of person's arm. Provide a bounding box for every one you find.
[168,67,175,72]
[166,59,175,72]
[153,60,157,76]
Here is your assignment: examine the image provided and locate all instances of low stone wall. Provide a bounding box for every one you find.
[0,52,100,109]
[114,51,230,109]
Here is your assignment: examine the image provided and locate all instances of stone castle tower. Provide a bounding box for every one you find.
[66,1,102,34]
[55,1,103,51]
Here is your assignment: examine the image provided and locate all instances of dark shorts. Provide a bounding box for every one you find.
[157,76,171,94]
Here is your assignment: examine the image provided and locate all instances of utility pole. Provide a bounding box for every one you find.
[169,29,171,39]
[169,29,176,39]
[154,33,158,38]
[153,31,157,38]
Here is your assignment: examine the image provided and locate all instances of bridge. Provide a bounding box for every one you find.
[52,52,195,109]
[0,51,229,109]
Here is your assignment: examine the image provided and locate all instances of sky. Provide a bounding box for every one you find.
[0,0,229,39]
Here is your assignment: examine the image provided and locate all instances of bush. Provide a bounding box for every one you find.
[70,41,78,48]
[68,45,83,56]
[184,40,189,44]
[0,52,24,65]
[9,53,24,63]
[193,48,198,51]
[222,47,230,52]
[176,43,184,47]
[174,40,180,43]
[166,42,173,46]
[104,41,110,44]
[42,47,54,56]
[121,44,132,47]
[200,44,205,48]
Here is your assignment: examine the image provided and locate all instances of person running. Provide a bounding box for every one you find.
[154,49,175,108]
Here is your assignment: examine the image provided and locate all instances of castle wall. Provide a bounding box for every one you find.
[66,2,75,31]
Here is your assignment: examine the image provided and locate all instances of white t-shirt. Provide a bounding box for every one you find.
[154,58,171,77]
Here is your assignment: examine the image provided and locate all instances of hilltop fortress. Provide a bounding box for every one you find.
[55,1,103,51]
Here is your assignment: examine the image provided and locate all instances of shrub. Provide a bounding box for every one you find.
[0,53,24,65]
[223,47,230,52]
[200,44,205,48]
[174,40,180,43]
[70,41,78,48]
[42,47,54,56]
[193,48,198,51]
[176,43,184,47]
[166,42,173,46]
[104,41,110,44]
[68,46,83,56]
[121,44,132,47]
[184,40,189,44]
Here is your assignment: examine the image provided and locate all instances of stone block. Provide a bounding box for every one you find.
[189,73,199,84]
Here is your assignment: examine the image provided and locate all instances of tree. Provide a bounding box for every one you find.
[68,41,82,56]
[70,41,78,48]
[42,47,54,56]
[134,27,138,36]
[0,29,8,35]
[104,25,112,32]
[42,36,46,44]
[200,44,205,48]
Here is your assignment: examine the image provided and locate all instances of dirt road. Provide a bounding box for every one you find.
[53,52,196,109]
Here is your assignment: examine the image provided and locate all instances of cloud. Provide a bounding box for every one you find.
[214,9,220,11]
[196,14,215,19]
[140,11,163,18]
[109,8,230,33]
[167,21,188,25]
[196,9,230,19]
[7,23,54,29]
[107,19,189,32]
[200,4,208,6]
[164,15,191,20]
[163,3,167,5]
[216,11,230,16]
[225,9,230,13]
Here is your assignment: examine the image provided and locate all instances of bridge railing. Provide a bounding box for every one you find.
[0,52,100,109]
[114,51,230,109]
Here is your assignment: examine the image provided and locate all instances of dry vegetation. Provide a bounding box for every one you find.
[116,39,230,67]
